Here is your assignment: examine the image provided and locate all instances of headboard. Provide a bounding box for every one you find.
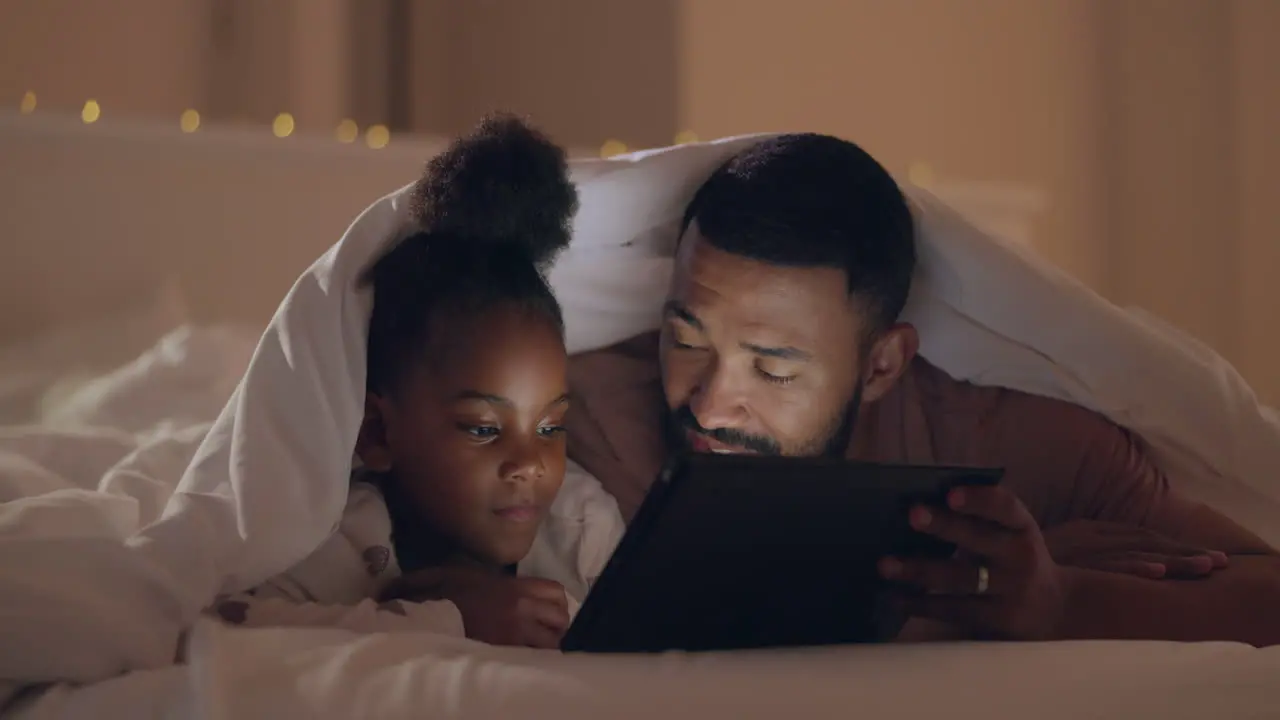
[0,113,447,342]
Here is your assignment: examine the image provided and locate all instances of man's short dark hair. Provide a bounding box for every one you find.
[680,134,916,335]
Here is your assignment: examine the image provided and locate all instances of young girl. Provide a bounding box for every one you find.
[210,115,624,649]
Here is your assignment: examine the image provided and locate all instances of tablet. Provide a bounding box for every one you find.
[561,454,1002,653]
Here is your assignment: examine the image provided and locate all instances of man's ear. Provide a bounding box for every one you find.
[859,323,919,405]
[355,393,395,472]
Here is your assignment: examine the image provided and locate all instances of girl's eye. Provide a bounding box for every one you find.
[537,425,567,438]
[459,424,500,438]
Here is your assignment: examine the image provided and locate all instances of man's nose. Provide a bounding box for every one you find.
[689,362,749,430]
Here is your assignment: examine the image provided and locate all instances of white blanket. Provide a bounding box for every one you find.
[2,134,1279,691]
[0,326,255,692]
[11,621,1280,720]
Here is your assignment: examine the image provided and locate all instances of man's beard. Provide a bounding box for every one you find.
[665,383,864,458]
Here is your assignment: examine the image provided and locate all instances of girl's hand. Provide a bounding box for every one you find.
[381,567,570,648]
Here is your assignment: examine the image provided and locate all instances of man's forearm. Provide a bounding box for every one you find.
[1056,556,1280,646]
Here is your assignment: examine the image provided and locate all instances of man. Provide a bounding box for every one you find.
[565,133,1280,645]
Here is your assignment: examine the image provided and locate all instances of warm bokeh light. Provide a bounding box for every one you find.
[600,139,628,158]
[81,99,101,124]
[19,91,37,114]
[179,109,200,133]
[674,130,699,145]
[335,118,359,143]
[365,124,390,149]
[272,113,295,138]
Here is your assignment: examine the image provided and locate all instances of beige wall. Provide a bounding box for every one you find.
[1099,0,1277,401]
[1230,0,1280,403]
[0,115,441,341]
[404,0,680,150]
[1,0,364,132]
[1100,1,1239,358]
[677,0,1108,288]
[0,0,209,120]
[2,0,1276,400]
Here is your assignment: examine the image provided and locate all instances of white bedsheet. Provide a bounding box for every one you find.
[10,620,1280,719]
[0,324,254,702]
[0,324,256,506]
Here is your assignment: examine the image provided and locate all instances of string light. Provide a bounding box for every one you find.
[600,139,628,158]
[908,161,936,188]
[33,101,686,156]
[272,113,295,138]
[81,99,101,124]
[335,118,359,143]
[365,124,390,149]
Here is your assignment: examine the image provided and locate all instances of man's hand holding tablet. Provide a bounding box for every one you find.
[561,454,1004,653]
[878,484,1066,641]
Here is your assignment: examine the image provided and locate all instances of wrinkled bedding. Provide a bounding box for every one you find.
[10,620,1280,719]
[0,322,256,713]
[0,323,256,504]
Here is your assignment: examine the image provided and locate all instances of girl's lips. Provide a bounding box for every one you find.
[493,505,538,522]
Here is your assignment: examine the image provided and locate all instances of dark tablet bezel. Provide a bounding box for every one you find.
[562,454,1002,653]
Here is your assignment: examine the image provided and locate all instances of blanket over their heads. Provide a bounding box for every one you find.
[3,134,1279,686]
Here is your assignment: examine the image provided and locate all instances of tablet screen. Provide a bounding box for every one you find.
[562,454,1001,653]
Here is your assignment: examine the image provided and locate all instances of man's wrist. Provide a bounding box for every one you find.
[1049,563,1174,641]
[1050,564,1089,641]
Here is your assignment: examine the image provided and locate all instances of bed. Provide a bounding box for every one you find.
[3,112,1279,719]
[3,318,1279,720]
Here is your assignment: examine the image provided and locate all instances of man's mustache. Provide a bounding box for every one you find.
[671,405,782,456]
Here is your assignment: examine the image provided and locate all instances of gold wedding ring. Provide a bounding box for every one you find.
[976,565,990,595]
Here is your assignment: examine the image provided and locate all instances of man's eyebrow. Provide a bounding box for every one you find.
[741,342,812,362]
[662,301,703,330]
[453,390,512,406]
[546,392,571,408]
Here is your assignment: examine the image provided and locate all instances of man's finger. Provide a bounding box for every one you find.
[1091,558,1168,579]
[1107,532,1226,562]
[1127,552,1216,578]
[880,556,997,596]
[1087,553,1216,579]
[1084,524,1226,562]
[909,506,1017,560]
[945,485,1037,532]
